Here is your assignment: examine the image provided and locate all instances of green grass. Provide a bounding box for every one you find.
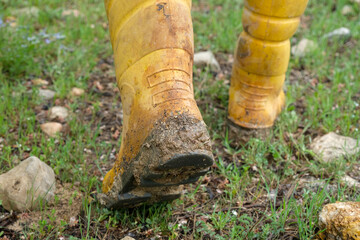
[0,0,360,239]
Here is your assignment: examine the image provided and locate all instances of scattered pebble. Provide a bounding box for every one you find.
[267,190,277,201]
[31,78,49,86]
[319,202,360,240]
[70,87,85,97]
[341,175,360,188]
[323,27,351,43]
[38,89,55,100]
[301,177,337,193]
[69,216,79,227]
[310,132,360,162]
[194,51,221,72]
[48,106,69,120]
[341,5,354,16]
[41,122,63,137]
[0,156,56,212]
[291,38,317,57]
[12,7,40,17]
[121,237,135,240]
[62,9,81,18]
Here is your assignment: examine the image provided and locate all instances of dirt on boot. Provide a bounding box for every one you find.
[99,113,214,209]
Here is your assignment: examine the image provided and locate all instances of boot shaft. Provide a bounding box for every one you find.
[237,0,309,76]
[103,0,200,143]
[104,0,194,81]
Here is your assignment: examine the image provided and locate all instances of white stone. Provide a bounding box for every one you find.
[70,87,85,97]
[341,175,360,188]
[310,132,360,162]
[0,156,56,212]
[341,5,354,15]
[267,190,277,201]
[194,51,221,72]
[12,7,40,17]
[41,122,62,137]
[31,78,49,86]
[291,38,317,57]
[38,89,55,100]
[49,106,69,120]
[121,237,135,240]
[323,27,351,42]
[319,202,360,240]
[62,9,81,18]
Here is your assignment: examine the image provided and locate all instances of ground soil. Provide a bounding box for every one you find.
[0,53,358,239]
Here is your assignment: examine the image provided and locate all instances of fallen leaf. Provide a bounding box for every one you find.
[112,129,120,140]
[94,81,104,91]
[69,216,78,227]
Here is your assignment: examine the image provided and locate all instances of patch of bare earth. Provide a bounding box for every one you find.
[6,182,82,232]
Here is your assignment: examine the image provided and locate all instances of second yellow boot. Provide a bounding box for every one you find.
[228,0,309,130]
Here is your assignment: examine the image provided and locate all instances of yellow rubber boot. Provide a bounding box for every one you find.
[98,0,214,209]
[228,0,309,129]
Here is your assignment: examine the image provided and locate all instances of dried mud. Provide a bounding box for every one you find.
[102,113,214,207]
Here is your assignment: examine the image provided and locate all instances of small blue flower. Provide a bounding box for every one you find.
[53,32,65,40]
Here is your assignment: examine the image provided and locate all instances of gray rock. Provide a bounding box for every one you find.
[49,106,69,120]
[323,27,351,42]
[310,132,360,162]
[300,177,337,193]
[291,38,317,57]
[319,202,360,240]
[38,89,55,100]
[0,156,56,212]
[12,7,40,17]
[41,122,63,137]
[194,51,221,72]
[341,5,354,15]
[341,175,360,188]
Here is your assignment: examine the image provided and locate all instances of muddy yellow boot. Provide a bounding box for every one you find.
[228,0,309,131]
[98,0,214,208]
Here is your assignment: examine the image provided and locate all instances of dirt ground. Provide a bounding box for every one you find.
[2,55,358,239]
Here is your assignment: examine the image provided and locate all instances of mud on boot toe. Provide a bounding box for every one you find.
[101,115,214,209]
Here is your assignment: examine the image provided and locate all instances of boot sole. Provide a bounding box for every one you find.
[108,152,213,209]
